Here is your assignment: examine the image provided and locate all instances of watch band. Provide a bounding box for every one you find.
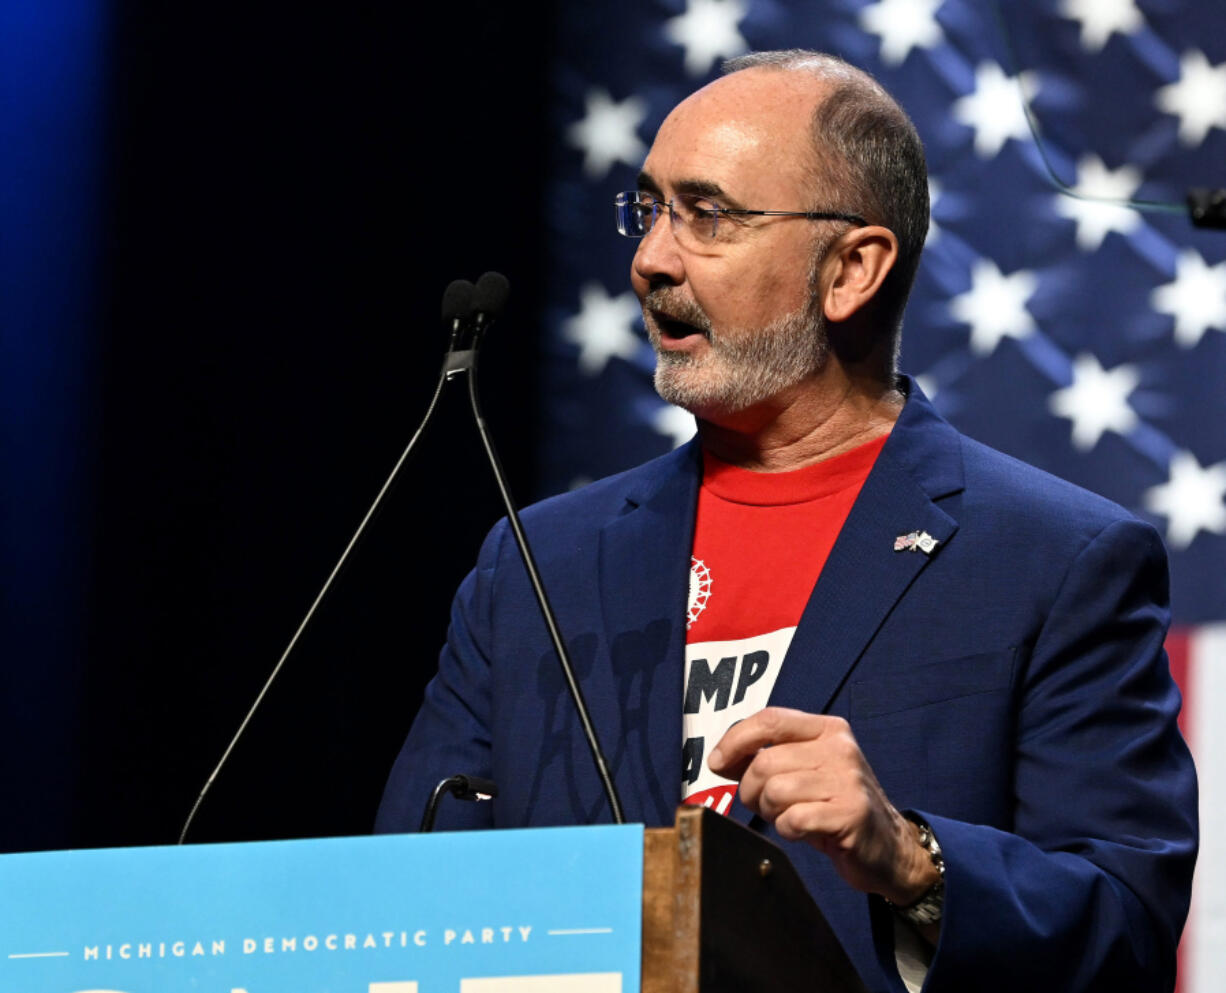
[889,817,945,926]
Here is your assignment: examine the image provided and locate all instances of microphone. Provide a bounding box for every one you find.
[442,278,477,349]
[472,271,511,338]
[419,775,499,833]
[442,277,487,379]
[1189,189,1226,230]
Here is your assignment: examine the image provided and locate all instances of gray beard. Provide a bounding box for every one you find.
[647,292,828,417]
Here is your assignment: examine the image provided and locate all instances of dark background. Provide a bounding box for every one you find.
[3,3,549,851]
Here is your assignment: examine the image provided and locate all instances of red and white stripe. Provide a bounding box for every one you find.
[1169,624,1226,993]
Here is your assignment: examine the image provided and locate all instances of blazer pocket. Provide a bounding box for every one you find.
[848,648,1017,720]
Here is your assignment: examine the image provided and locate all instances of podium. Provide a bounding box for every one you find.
[644,806,867,993]
[1,806,866,992]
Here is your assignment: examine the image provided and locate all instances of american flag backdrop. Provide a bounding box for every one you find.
[537,0,1226,987]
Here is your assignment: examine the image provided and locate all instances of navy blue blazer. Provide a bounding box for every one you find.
[377,381,1196,992]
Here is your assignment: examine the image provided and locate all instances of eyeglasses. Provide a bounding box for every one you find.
[614,191,866,247]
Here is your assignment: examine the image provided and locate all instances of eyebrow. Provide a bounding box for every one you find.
[636,171,747,211]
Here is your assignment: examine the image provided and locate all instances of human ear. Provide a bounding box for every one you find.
[821,226,899,323]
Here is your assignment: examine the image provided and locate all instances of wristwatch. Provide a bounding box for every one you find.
[890,816,945,926]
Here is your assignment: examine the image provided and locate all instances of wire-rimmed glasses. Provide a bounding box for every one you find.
[614,191,866,248]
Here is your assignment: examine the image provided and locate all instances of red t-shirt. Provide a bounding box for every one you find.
[682,435,887,812]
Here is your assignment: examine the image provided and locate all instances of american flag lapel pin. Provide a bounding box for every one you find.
[895,530,938,555]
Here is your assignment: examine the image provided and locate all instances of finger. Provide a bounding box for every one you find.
[734,739,835,811]
[744,767,836,823]
[774,798,850,845]
[709,708,844,779]
[739,739,869,822]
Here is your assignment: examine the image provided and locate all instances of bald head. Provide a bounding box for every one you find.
[720,51,930,333]
[646,67,837,219]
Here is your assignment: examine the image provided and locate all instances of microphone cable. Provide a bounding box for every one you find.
[985,0,1223,228]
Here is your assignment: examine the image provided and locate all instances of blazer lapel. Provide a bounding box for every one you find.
[767,454,958,716]
[727,380,965,826]
[769,380,965,717]
[593,442,702,826]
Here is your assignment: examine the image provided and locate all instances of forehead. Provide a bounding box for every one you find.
[641,69,827,206]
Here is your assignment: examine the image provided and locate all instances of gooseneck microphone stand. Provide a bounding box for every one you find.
[180,273,624,844]
[180,278,484,843]
[461,273,625,826]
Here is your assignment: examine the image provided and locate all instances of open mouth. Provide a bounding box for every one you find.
[653,311,707,340]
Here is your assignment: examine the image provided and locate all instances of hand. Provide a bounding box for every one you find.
[708,706,938,905]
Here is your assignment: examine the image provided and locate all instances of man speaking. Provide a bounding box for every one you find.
[376,51,1196,992]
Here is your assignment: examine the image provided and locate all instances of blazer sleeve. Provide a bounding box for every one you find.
[874,517,1198,992]
[373,519,508,835]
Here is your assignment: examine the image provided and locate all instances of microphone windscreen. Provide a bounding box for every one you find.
[442,279,476,324]
[474,271,511,318]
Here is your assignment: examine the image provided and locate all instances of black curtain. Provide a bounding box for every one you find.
[38,3,548,850]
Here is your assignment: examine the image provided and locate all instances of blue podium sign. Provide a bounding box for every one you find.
[0,825,643,993]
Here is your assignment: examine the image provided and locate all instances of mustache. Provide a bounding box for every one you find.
[643,289,712,334]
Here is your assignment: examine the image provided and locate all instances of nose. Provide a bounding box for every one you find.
[631,209,686,292]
